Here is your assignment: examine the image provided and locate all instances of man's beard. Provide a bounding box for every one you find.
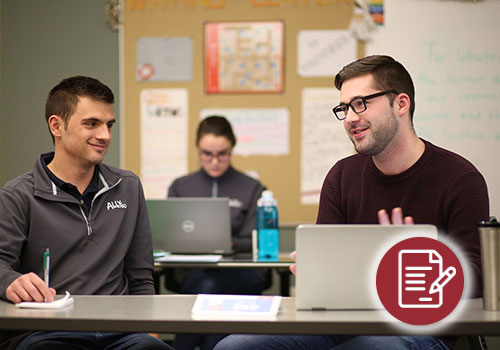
[351,113,399,156]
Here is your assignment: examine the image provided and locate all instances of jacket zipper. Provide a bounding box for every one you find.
[79,174,122,237]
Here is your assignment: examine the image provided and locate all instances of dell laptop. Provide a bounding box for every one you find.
[147,198,233,254]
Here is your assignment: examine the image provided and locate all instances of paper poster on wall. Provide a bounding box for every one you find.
[205,21,284,93]
[141,89,188,199]
[297,30,356,78]
[301,88,354,205]
[136,37,193,81]
[200,108,289,156]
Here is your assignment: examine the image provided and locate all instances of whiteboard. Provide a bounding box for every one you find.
[366,0,500,215]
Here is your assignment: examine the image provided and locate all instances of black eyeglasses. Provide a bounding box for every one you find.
[199,149,231,162]
[332,90,399,121]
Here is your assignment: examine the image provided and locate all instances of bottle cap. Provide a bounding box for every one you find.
[262,190,274,198]
[258,190,277,206]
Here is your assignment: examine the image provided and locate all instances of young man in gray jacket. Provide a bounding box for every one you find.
[0,76,172,350]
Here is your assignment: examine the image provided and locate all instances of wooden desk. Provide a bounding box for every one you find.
[0,296,499,336]
[154,253,294,296]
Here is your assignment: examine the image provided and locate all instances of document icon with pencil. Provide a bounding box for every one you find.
[398,249,456,308]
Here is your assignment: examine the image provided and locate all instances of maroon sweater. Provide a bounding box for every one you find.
[317,139,489,298]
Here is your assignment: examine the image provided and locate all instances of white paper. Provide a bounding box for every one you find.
[301,88,354,205]
[140,89,188,199]
[200,108,289,156]
[136,37,193,81]
[298,30,356,77]
[156,254,222,263]
[16,291,74,309]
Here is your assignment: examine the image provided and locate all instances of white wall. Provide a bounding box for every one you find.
[366,0,500,216]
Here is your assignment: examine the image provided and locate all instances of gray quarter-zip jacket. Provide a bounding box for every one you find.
[0,153,155,300]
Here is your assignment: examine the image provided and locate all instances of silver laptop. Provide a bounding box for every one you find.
[146,198,233,254]
[295,224,438,310]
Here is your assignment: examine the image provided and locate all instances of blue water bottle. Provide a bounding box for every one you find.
[256,190,279,261]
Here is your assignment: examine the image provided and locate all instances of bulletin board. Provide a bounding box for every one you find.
[121,0,362,223]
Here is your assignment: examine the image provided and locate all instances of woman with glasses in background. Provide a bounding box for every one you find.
[167,115,266,350]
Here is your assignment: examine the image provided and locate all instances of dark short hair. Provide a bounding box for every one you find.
[45,76,114,136]
[196,116,236,147]
[334,55,415,121]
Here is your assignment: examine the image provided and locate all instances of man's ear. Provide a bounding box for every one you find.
[47,115,64,138]
[394,93,411,117]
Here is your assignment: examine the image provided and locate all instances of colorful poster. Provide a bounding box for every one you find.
[205,21,284,93]
[369,0,385,25]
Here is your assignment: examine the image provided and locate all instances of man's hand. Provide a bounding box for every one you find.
[289,251,296,275]
[6,273,56,303]
[378,207,414,225]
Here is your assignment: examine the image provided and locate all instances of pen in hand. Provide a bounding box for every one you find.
[43,248,50,302]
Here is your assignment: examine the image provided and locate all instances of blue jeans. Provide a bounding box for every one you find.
[213,335,450,350]
[174,268,264,350]
[16,331,172,350]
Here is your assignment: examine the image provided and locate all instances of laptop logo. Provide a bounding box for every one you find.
[182,220,195,233]
[229,198,242,208]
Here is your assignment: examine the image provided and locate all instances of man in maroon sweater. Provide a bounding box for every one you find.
[215,56,489,350]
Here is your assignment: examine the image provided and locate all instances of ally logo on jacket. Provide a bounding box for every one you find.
[107,200,128,210]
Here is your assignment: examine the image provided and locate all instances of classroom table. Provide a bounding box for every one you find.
[0,295,499,336]
[154,252,294,296]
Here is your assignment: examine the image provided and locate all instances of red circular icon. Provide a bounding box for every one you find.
[137,63,155,81]
[376,237,464,325]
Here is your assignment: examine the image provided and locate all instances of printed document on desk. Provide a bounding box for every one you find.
[156,254,222,263]
[192,294,282,319]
